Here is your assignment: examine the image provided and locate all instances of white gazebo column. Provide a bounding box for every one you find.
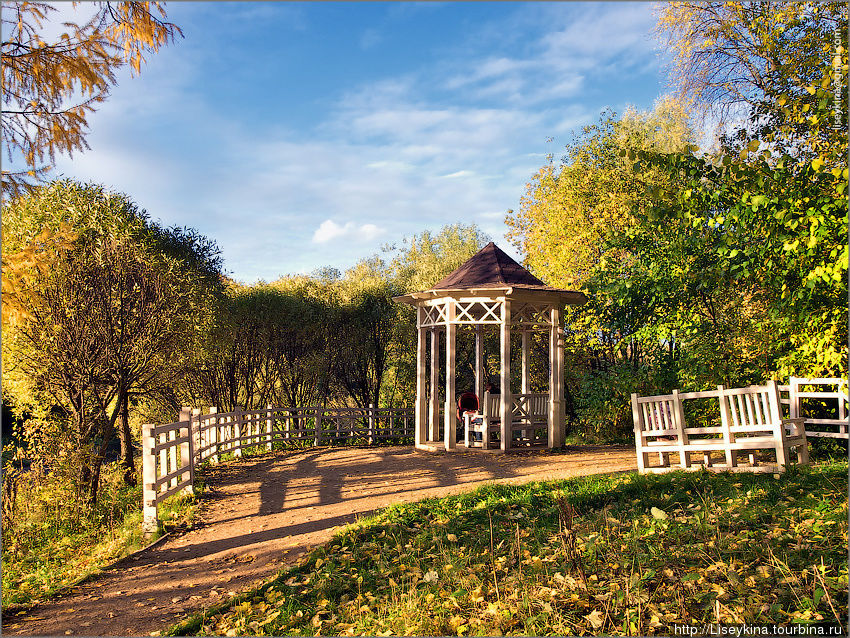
[548,306,564,448]
[474,325,485,400]
[415,308,427,448]
[500,300,512,451]
[444,300,457,450]
[521,329,530,394]
[429,328,440,442]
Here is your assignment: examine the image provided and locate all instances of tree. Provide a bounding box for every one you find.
[2,180,222,501]
[184,280,336,412]
[389,223,490,293]
[506,99,693,290]
[639,1,848,378]
[1,1,181,196]
[505,103,695,436]
[658,1,846,129]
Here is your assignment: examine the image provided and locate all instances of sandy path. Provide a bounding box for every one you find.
[3,445,636,637]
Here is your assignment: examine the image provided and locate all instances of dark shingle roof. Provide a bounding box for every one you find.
[430,242,546,290]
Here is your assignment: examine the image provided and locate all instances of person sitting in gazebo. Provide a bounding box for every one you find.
[456,388,479,421]
[457,389,481,443]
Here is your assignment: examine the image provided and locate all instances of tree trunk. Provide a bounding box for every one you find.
[86,455,104,507]
[118,391,137,486]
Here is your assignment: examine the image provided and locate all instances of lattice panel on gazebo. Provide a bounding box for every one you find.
[420,304,448,328]
[453,300,502,324]
[510,302,553,328]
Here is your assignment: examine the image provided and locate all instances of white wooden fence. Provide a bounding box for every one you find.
[142,404,412,532]
[783,377,848,439]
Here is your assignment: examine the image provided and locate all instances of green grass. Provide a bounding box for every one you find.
[168,462,848,636]
[1,460,203,609]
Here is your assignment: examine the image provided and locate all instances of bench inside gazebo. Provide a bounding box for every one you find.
[394,242,586,452]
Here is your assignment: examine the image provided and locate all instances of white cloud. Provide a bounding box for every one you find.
[441,170,474,179]
[312,220,386,244]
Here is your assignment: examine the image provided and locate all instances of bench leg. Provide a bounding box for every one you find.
[796,443,809,465]
[774,442,789,472]
[635,447,647,473]
[703,452,712,467]
[748,452,758,466]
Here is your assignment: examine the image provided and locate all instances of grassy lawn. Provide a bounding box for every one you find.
[1,463,203,610]
[169,461,848,636]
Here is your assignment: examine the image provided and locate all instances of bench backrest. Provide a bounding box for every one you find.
[512,393,548,420]
[719,383,782,439]
[633,383,788,441]
[632,394,677,432]
[631,392,683,443]
[483,392,501,418]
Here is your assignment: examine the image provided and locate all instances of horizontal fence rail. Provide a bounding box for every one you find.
[142,404,412,532]
[788,377,848,439]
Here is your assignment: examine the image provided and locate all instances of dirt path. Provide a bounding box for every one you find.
[3,445,636,637]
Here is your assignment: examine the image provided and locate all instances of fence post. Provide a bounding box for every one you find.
[266,405,273,451]
[191,407,201,465]
[672,390,691,468]
[789,377,800,420]
[767,380,790,470]
[716,386,738,468]
[159,421,169,489]
[179,407,194,496]
[142,423,158,535]
[234,406,243,457]
[368,404,375,445]
[314,406,323,446]
[208,407,219,464]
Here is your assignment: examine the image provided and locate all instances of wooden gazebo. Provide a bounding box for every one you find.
[394,242,586,452]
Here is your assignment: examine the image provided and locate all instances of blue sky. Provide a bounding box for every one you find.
[50,2,668,283]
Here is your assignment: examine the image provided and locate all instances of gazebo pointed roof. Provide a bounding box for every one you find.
[431,242,546,289]
[393,242,587,305]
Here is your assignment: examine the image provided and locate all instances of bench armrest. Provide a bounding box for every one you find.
[781,417,807,437]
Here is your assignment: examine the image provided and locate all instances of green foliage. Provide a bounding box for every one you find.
[507,102,697,434]
[1,460,159,607]
[2,179,223,503]
[170,464,848,636]
[184,279,337,412]
[388,223,490,293]
[508,3,848,436]
[624,4,848,380]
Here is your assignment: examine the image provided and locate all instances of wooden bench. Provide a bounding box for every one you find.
[464,392,549,449]
[464,392,500,449]
[510,393,549,447]
[631,381,809,474]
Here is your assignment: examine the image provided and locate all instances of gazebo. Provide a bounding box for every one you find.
[394,242,587,452]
